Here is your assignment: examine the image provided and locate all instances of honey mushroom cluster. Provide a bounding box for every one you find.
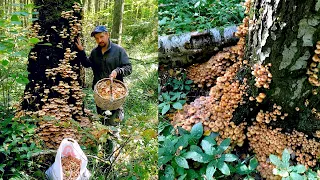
[61,3,83,42]
[288,131,320,168]
[249,92,266,103]
[307,41,320,86]
[251,63,272,89]
[243,0,251,14]
[173,96,214,131]
[174,62,248,147]
[29,52,37,61]
[62,156,81,180]
[174,0,251,147]
[247,123,287,180]
[208,63,248,146]
[64,48,78,61]
[187,50,238,88]
[186,29,247,88]
[255,104,288,123]
[72,2,82,12]
[256,92,266,103]
[235,16,249,38]
[59,28,69,39]
[13,4,101,149]
[248,120,320,179]
[29,22,41,38]
[96,80,126,100]
[311,108,320,119]
[37,57,91,147]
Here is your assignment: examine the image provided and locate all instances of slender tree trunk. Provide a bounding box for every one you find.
[0,0,4,18]
[94,0,99,12]
[87,0,91,13]
[8,0,12,15]
[100,0,105,10]
[111,0,124,45]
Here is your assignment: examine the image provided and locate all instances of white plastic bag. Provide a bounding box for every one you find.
[45,138,91,180]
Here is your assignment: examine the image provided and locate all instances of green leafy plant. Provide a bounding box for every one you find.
[159,0,245,35]
[0,114,42,178]
[165,73,193,92]
[270,149,319,180]
[158,122,240,180]
[158,91,187,115]
[158,72,192,115]
[233,156,259,180]
[0,4,37,113]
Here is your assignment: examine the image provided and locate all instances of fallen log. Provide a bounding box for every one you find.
[158,25,239,67]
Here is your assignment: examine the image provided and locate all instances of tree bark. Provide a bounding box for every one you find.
[18,0,93,149]
[158,26,239,67]
[238,0,320,134]
[111,0,124,45]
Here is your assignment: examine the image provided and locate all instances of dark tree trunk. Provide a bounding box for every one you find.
[111,0,124,45]
[158,26,239,67]
[17,0,93,149]
[243,0,320,135]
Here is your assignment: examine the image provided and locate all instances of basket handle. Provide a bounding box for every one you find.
[110,77,114,102]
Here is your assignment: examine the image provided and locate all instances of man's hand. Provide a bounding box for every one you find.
[75,37,84,51]
[109,70,117,79]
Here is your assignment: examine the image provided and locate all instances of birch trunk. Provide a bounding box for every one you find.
[237,0,320,134]
[158,26,239,67]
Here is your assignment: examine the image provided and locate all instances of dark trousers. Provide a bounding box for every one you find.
[96,106,121,126]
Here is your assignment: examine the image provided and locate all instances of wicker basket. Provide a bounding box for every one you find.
[94,78,128,110]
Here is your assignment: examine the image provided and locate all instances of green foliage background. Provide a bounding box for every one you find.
[158,0,245,35]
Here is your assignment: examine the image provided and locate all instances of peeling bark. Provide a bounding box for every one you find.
[158,26,239,67]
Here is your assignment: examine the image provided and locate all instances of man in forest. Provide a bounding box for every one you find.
[75,25,132,126]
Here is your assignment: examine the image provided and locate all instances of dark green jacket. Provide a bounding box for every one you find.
[77,40,132,88]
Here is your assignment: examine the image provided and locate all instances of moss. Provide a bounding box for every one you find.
[297,111,320,135]
[316,0,320,11]
[279,40,297,70]
[291,77,306,100]
[289,51,309,71]
[298,18,318,47]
